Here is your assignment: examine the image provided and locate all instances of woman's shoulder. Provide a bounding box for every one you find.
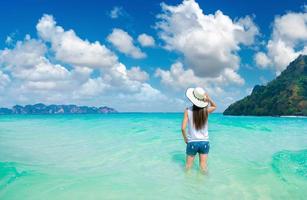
[186,106,193,110]
[185,107,192,112]
[185,107,193,116]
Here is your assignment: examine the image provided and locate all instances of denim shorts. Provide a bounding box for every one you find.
[186,141,210,156]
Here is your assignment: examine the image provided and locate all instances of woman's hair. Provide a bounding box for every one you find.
[192,105,208,130]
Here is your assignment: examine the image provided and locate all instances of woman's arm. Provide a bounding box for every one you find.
[205,94,217,113]
[181,109,188,144]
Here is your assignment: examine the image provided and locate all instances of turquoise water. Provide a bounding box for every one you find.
[0,113,306,200]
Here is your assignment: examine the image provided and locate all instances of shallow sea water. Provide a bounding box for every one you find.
[0,113,306,199]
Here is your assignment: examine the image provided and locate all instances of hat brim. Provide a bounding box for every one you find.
[186,88,209,108]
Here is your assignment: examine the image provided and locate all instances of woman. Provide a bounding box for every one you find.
[181,87,217,172]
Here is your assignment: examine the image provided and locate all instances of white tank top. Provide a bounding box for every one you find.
[187,106,209,142]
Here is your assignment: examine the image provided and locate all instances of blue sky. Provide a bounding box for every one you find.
[0,0,306,112]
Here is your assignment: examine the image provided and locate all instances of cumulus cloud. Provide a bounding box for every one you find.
[254,52,272,68]
[0,14,174,111]
[137,33,155,47]
[16,59,70,82]
[73,77,108,97]
[127,66,149,82]
[5,36,13,45]
[254,9,307,74]
[155,62,243,92]
[156,0,258,80]
[0,37,47,70]
[235,16,259,45]
[0,36,82,94]
[155,61,248,111]
[130,83,164,101]
[114,83,185,112]
[36,14,118,69]
[156,62,205,90]
[154,0,250,110]
[0,70,10,89]
[109,6,123,19]
[107,28,146,59]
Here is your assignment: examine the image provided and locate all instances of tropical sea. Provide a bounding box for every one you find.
[0,113,306,200]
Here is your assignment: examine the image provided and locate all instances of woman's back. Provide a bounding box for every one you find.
[187,106,209,142]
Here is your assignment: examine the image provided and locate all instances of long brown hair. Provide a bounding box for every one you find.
[192,105,208,130]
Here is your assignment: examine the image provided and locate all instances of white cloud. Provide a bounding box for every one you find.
[16,59,70,82]
[107,28,146,59]
[73,77,108,97]
[0,37,79,93]
[222,68,245,85]
[0,37,47,70]
[255,10,307,74]
[0,9,255,112]
[273,12,307,43]
[137,33,155,47]
[132,83,165,101]
[109,6,123,19]
[100,63,149,93]
[155,62,204,90]
[127,66,149,82]
[0,71,10,89]
[155,62,243,93]
[0,14,178,111]
[235,16,259,45]
[113,83,186,112]
[155,62,247,112]
[254,52,271,68]
[154,0,249,111]
[266,39,299,73]
[36,14,118,69]
[156,0,258,79]
[5,36,13,45]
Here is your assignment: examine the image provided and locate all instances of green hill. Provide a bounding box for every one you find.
[223,55,307,116]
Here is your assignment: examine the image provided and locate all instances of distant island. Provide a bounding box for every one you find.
[224,55,307,116]
[0,103,118,114]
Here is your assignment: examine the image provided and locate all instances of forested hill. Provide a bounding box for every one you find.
[223,55,307,116]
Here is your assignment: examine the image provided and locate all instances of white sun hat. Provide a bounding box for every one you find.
[186,87,209,108]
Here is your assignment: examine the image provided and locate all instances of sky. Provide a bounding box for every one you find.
[0,0,306,112]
